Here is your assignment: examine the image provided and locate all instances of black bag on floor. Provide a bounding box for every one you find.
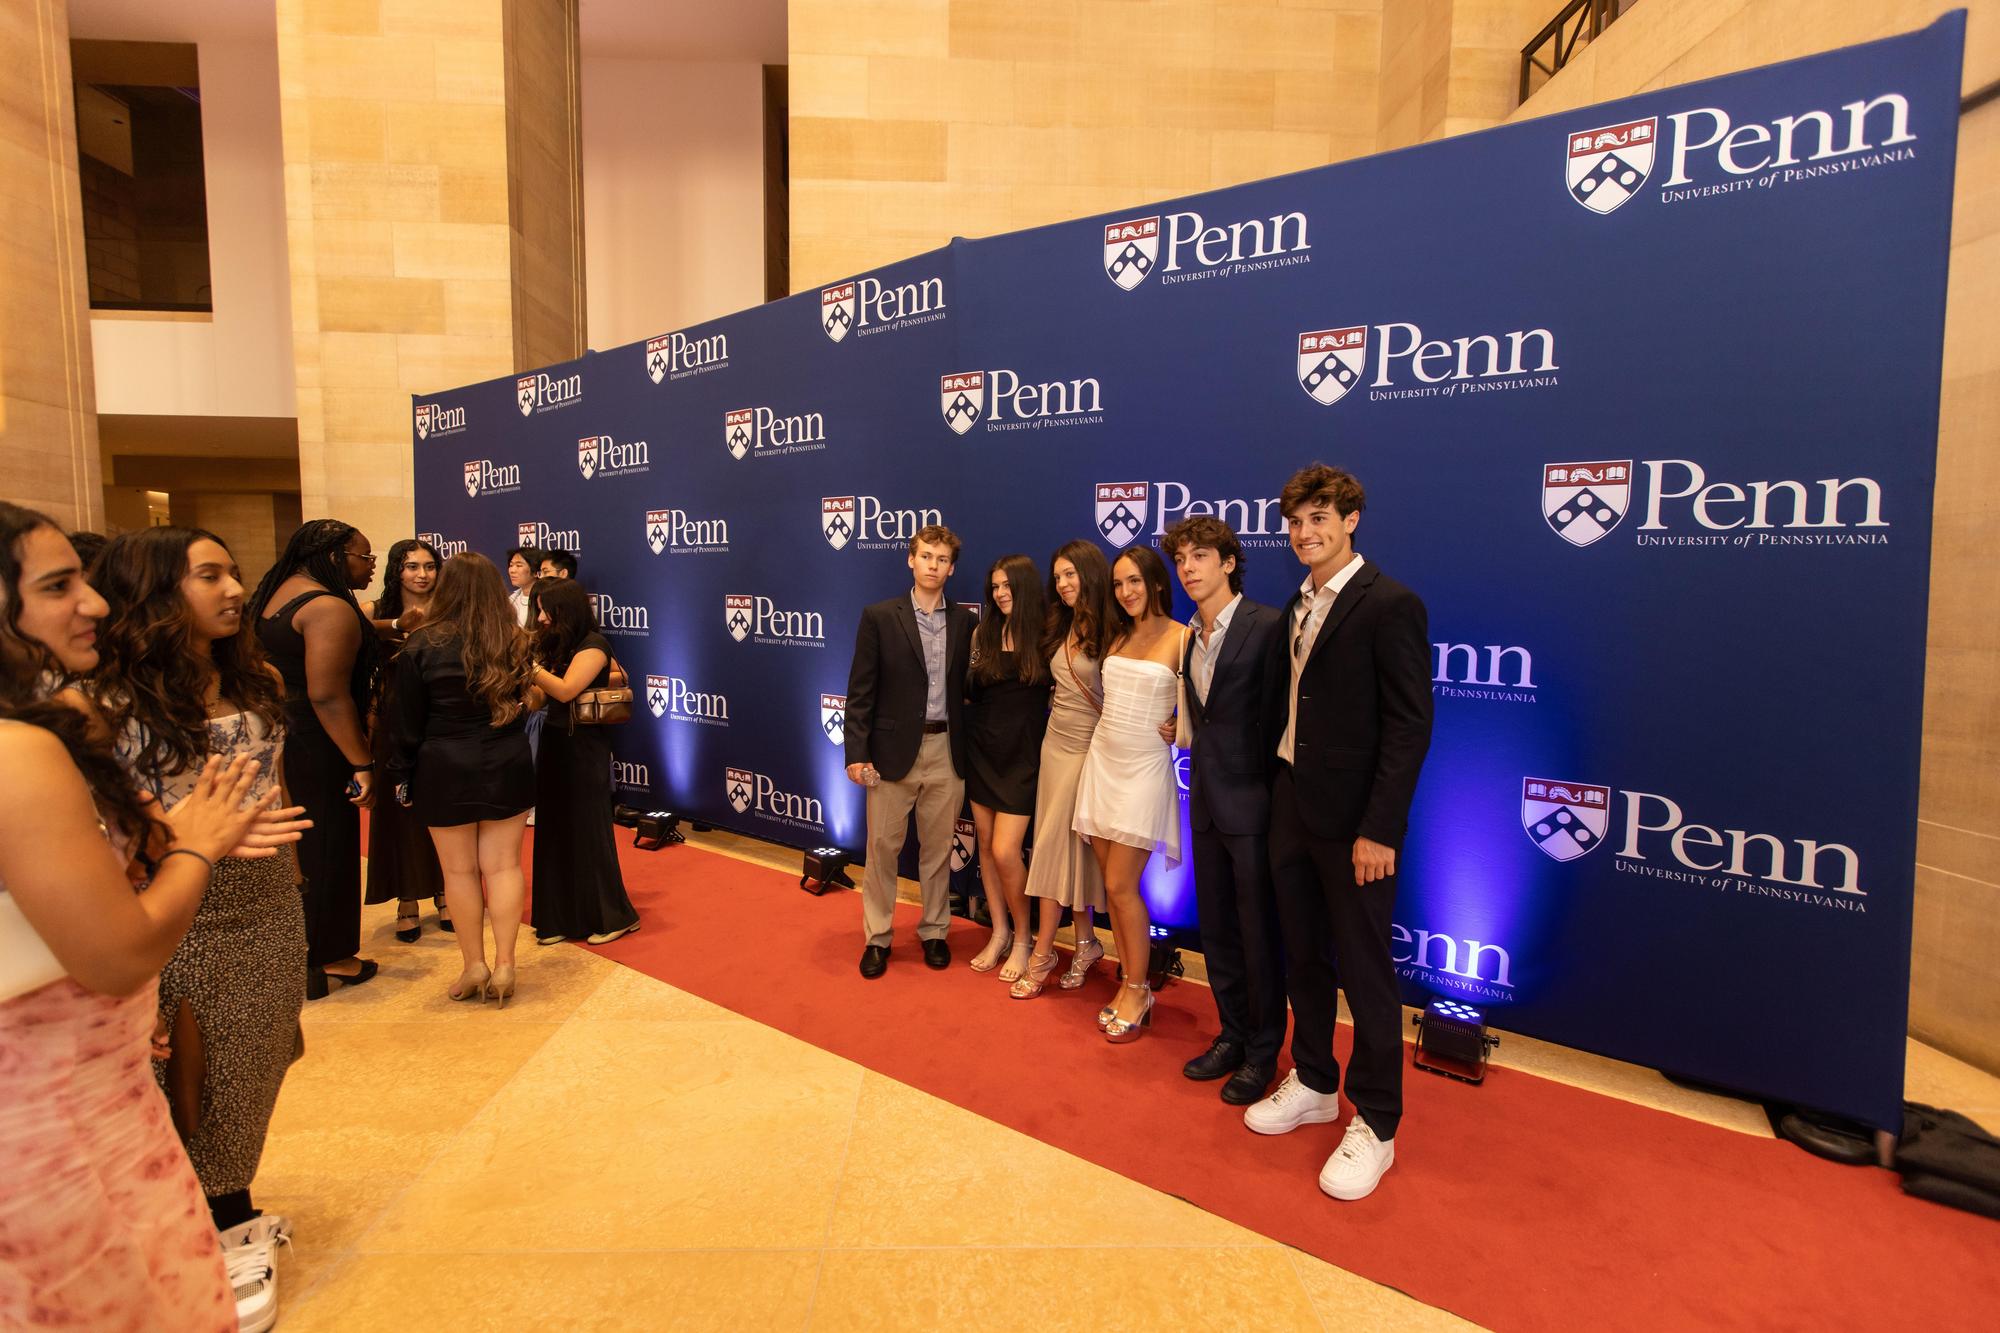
[1894,1102,2000,1220]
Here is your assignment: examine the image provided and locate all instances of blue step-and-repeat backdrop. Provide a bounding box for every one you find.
[413,17,1963,1129]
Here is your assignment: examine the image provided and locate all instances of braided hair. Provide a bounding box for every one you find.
[247,518,380,708]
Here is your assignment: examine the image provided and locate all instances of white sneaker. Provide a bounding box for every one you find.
[225,1241,280,1333]
[1319,1118,1395,1200]
[217,1213,291,1252]
[1242,1069,1342,1136]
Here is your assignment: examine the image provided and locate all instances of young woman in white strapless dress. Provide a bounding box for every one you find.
[1071,546,1188,1041]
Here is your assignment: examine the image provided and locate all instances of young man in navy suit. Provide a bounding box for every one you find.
[1163,516,1287,1106]
[844,525,975,978]
[1245,464,1433,1202]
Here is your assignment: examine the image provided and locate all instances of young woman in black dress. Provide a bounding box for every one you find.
[363,539,445,941]
[386,553,537,1006]
[965,553,1051,986]
[527,579,640,946]
[249,520,381,998]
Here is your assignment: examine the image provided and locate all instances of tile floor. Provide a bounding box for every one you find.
[262,832,2000,1330]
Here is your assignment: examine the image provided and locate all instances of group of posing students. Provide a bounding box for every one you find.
[0,509,636,1331]
[843,463,1434,1204]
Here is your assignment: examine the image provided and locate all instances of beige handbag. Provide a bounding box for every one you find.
[571,653,632,727]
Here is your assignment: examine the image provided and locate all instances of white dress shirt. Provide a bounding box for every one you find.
[1277,553,1364,765]
[1187,593,1242,706]
[509,586,531,627]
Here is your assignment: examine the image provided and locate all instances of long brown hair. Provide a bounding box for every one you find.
[1107,545,1174,652]
[0,503,165,858]
[89,527,286,786]
[1039,539,1115,663]
[971,554,1048,685]
[410,552,532,726]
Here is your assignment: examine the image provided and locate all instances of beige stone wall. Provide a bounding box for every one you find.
[1377,0,1549,150]
[0,0,103,531]
[1515,0,2000,1074]
[788,0,1388,288]
[276,0,582,580]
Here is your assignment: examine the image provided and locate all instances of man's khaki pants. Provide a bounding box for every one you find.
[861,731,962,947]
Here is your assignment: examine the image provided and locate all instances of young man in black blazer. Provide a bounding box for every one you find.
[843,525,976,978]
[1245,464,1433,1202]
[1163,516,1287,1106]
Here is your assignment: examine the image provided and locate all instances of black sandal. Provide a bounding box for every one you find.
[435,894,455,934]
[306,958,380,1001]
[395,906,421,943]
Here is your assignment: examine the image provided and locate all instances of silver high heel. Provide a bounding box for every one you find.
[1097,968,1126,1029]
[1104,983,1155,1043]
[1062,935,1105,991]
[968,929,1013,973]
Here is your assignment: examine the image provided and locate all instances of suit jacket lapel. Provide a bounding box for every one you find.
[1303,564,1377,671]
[1210,601,1257,689]
[894,597,923,664]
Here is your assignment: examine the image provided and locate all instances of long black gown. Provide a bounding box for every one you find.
[364,648,445,905]
[258,588,368,969]
[530,632,639,940]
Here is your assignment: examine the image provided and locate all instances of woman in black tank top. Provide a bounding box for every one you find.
[249,521,381,999]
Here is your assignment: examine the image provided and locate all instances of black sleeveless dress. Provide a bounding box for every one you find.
[965,650,1051,816]
[530,632,639,940]
[257,588,369,969]
[385,630,534,826]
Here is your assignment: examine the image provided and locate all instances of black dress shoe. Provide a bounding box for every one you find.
[1183,1037,1246,1081]
[1221,1063,1274,1106]
[921,938,950,969]
[859,945,890,979]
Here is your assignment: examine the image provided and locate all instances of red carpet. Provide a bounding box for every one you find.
[580,841,1994,1330]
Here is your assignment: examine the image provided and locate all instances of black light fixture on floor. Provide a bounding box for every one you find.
[800,846,854,895]
[1412,998,1499,1084]
[1145,923,1184,991]
[612,804,683,851]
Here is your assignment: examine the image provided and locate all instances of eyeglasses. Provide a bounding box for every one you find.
[348,551,378,564]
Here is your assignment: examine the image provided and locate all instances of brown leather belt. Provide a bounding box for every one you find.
[921,720,949,734]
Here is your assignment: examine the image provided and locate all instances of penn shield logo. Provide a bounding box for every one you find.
[645,330,728,383]
[577,436,599,479]
[1095,482,1148,547]
[463,460,520,498]
[1298,327,1368,405]
[517,370,582,415]
[518,521,579,552]
[414,402,464,440]
[950,817,976,872]
[821,283,856,342]
[647,675,670,718]
[1567,117,1657,214]
[820,693,845,746]
[726,766,754,815]
[516,376,537,416]
[1523,778,1610,862]
[416,531,468,557]
[821,497,854,550]
[1103,216,1159,290]
[724,409,752,460]
[1543,461,1632,547]
[940,372,984,435]
[724,594,753,642]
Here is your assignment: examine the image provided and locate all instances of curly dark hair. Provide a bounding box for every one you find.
[88,527,286,787]
[0,503,166,860]
[373,537,441,624]
[1039,539,1115,664]
[1278,463,1367,519]
[1161,515,1246,593]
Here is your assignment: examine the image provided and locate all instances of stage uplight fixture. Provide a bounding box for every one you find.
[1145,923,1184,991]
[1413,997,1499,1084]
[612,804,683,851]
[800,847,854,895]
